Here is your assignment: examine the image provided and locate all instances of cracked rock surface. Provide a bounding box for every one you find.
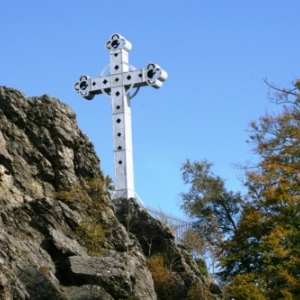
[0,87,222,299]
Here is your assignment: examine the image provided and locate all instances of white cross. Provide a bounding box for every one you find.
[74,33,167,199]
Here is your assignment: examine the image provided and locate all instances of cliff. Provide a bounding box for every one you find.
[0,86,222,299]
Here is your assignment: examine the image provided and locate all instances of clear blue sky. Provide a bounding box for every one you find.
[1,1,299,219]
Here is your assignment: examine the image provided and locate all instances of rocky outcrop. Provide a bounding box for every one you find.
[114,199,216,299]
[0,87,222,299]
[0,87,99,207]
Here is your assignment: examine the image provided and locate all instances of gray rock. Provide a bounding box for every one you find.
[0,87,222,299]
[210,282,223,295]
[49,227,87,257]
[61,285,114,300]
[69,255,132,298]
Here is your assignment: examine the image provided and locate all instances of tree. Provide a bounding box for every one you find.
[183,228,206,258]
[221,79,300,299]
[180,159,242,268]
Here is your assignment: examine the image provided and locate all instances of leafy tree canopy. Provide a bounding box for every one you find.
[180,159,242,269]
[221,79,300,299]
[180,79,300,299]
[181,160,241,239]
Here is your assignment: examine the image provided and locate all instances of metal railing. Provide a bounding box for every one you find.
[145,206,193,245]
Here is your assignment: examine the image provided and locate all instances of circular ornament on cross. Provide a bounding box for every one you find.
[106,33,132,52]
[74,75,94,100]
[145,63,168,89]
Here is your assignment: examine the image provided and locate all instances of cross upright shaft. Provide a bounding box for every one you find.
[109,37,134,198]
[74,33,167,199]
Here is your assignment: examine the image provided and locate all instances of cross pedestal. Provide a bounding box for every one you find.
[74,33,167,199]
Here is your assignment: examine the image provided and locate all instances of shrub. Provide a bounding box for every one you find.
[147,254,175,300]
[195,259,208,276]
[55,177,110,255]
[126,295,139,300]
[76,222,105,256]
[187,284,214,300]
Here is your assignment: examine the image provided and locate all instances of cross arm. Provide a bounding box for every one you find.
[74,63,168,100]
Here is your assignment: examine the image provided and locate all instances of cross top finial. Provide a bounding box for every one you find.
[106,33,132,52]
[74,34,167,199]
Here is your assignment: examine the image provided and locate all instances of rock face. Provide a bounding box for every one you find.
[0,87,222,299]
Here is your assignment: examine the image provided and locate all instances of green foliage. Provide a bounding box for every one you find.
[180,79,300,298]
[221,79,300,299]
[55,175,112,203]
[180,159,241,241]
[183,229,205,258]
[55,176,110,256]
[187,284,214,300]
[104,175,114,191]
[225,274,267,300]
[195,259,208,276]
[126,295,139,300]
[180,159,242,275]
[147,254,175,300]
[76,223,105,256]
[55,181,89,202]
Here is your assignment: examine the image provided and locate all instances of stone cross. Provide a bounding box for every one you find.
[74,33,167,199]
